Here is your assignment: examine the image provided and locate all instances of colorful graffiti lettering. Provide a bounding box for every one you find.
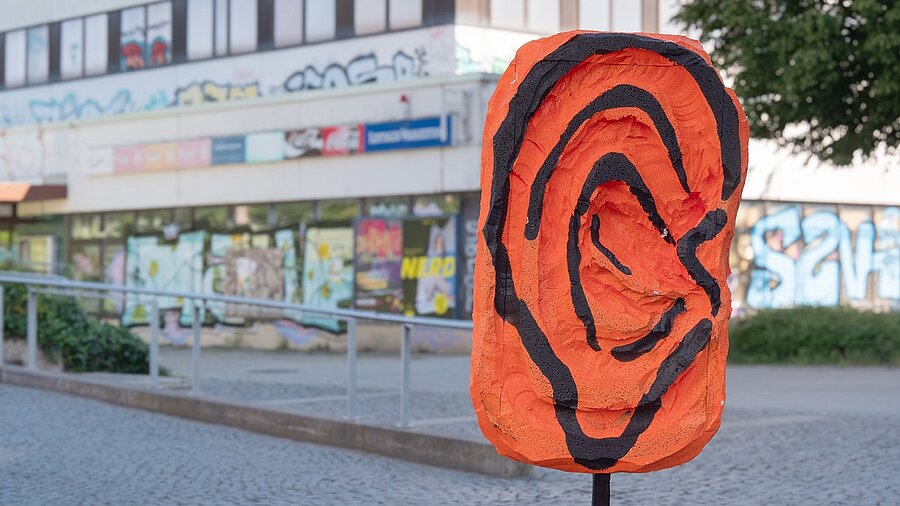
[0,27,451,128]
[731,203,899,313]
[122,228,300,332]
[28,91,133,124]
[173,80,261,106]
[282,51,424,92]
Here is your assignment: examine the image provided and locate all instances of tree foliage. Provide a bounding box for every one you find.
[676,0,900,165]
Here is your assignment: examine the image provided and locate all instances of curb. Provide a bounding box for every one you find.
[0,366,530,478]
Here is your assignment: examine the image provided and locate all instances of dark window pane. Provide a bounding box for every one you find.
[194,206,231,229]
[319,199,360,221]
[366,196,409,217]
[413,194,459,216]
[136,209,173,233]
[72,215,104,240]
[104,212,136,238]
[234,204,271,230]
[274,202,313,227]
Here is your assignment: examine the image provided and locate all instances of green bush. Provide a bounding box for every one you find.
[729,306,900,365]
[2,282,149,374]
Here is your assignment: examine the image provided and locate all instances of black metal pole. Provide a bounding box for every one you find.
[592,473,610,506]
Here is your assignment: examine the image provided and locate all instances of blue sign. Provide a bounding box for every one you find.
[364,117,452,152]
[211,136,246,165]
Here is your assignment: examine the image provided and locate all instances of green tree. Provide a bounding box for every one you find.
[676,0,900,165]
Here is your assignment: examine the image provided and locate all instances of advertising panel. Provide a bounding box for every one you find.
[321,124,365,156]
[113,145,143,173]
[302,226,354,331]
[142,142,177,170]
[176,139,212,168]
[284,128,323,158]
[364,117,451,152]
[211,136,246,165]
[245,131,285,163]
[354,218,403,313]
[401,217,457,318]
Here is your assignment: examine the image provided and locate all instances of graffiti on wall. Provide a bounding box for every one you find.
[122,228,301,342]
[282,50,426,92]
[173,80,260,106]
[28,91,133,124]
[302,226,355,332]
[730,203,899,314]
[0,27,453,131]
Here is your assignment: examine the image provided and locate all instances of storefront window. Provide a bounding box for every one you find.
[136,209,173,233]
[71,243,102,281]
[319,199,360,221]
[413,194,459,216]
[366,196,410,218]
[194,206,232,229]
[102,244,126,312]
[274,202,314,227]
[174,208,193,229]
[234,204,272,230]
[71,215,104,240]
[104,212,136,238]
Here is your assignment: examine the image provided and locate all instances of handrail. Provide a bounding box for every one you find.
[0,271,473,330]
[0,270,471,426]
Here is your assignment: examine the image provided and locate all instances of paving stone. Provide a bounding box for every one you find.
[2,381,899,505]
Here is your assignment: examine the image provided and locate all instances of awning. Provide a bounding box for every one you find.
[0,183,67,203]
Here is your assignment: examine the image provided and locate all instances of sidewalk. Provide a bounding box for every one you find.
[156,347,900,441]
[5,347,900,502]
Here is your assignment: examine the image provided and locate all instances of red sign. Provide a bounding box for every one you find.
[321,124,365,156]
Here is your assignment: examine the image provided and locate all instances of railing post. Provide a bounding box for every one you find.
[0,284,5,366]
[190,301,202,393]
[346,317,358,419]
[26,288,37,370]
[398,323,412,428]
[149,299,160,388]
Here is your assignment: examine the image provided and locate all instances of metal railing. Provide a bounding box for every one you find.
[0,272,473,428]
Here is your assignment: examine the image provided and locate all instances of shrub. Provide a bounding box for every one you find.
[2,282,148,374]
[729,306,900,365]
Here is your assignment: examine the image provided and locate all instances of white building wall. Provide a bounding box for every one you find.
[55,74,486,213]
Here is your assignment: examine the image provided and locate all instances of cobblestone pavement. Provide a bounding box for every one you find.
[3,383,900,505]
[4,355,900,504]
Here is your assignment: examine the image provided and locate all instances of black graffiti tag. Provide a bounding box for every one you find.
[283,51,423,92]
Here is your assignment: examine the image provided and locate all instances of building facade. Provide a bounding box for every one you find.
[0,0,896,348]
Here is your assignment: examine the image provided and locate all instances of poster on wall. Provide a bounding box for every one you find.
[123,231,205,328]
[302,226,354,331]
[354,218,403,313]
[284,128,323,158]
[459,195,480,320]
[211,136,246,165]
[245,131,285,163]
[322,124,365,156]
[401,217,457,318]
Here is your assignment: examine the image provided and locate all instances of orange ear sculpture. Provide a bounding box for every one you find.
[470,31,749,474]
